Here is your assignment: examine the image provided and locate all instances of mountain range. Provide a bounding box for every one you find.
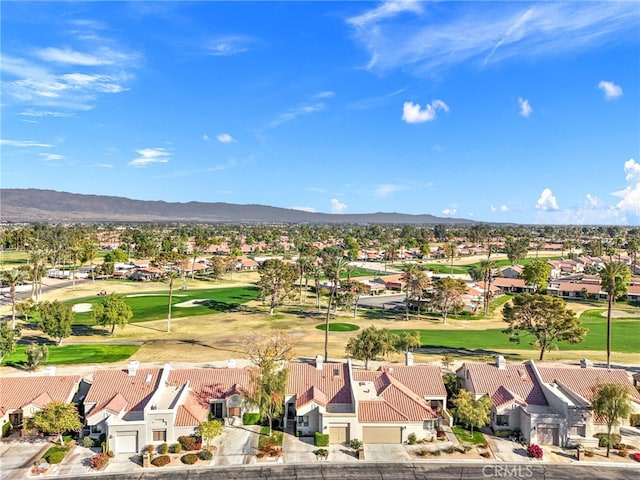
[0,189,475,225]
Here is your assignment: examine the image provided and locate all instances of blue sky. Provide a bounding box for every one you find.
[1,1,639,225]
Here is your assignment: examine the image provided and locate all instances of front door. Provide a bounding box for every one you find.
[212,403,223,418]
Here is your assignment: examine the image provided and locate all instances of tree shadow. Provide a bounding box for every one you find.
[206,300,239,313]
[416,346,523,361]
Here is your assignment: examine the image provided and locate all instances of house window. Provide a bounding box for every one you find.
[90,425,101,434]
[423,420,435,430]
[152,429,167,442]
[496,415,509,426]
[297,416,309,427]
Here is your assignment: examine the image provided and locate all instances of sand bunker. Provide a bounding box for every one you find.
[600,309,640,318]
[72,303,93,313]
[175,299,210,308]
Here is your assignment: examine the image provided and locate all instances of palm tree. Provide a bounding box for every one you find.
[478,258,496,316]
[28,247,47,301]
[400,263,427,321]
[310,264,324,311]
[323,255,349,362]
[165,270,181,333]
[296,256,311,304]
[1,268,28,329]
[600,260,631,369]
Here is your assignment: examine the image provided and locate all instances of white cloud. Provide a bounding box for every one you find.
[0,139,53,147]
[623,158,640,183]
[500,205,509,212]
[331,198,347,214]
[217,133,234,143]
[518,97,532,117]
[346,2,638,75]
[314,91,335,99]
[441,208,457,216]
[203,134,210,141]
[598,80,623,99]
[585,193,603,209]
[612,158,640,220]
[264,103,326,130]
[346,88,405,110]
[39,153,64,161]
[535,188,559,211]
[291,206,317,213]
[129,147,171,167]
[402,99,449,124]
[208,35,254,56]
[374,184,407,198]
[490,205,497,212]
[95,163,113,168]
[20,109,73,118]
[35,46,138,66]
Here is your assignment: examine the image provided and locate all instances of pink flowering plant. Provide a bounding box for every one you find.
[527,444,543,459]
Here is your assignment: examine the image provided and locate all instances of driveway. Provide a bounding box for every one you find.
[0,435,50,480]
[363,443,411,462]
[282,433,358,463]
[213,424,259,465]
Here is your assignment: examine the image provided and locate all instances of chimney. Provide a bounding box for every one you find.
[495,355,506,370]
[580,358,593,368]
[128,360,139,376]
[227,358,237,369]
[315,354,324,370]
[405,351,414,366]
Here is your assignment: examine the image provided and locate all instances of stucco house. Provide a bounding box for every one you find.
[0,375,81,436]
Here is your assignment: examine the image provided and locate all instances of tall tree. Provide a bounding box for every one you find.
[310,264,324,311]
[1,268,28,329]
[165,270,181,333]
[502,293,586,360]
[522,259,552,293]
[257,259,297,316]
[0,322,20,364]
[394,330,421,353]
[599,260,631,369]
[25,342,48,372]
[400,264,428,320]
[28,401,82,446]
[296,256,312,304]
[196,420,223,449]
[443,242,457,274]
[38,300,74,346]
[591,383,632,458]
[504,237,529,265]
[452,389,491,435]
[345,326,395,370]
[93,293,134,335]
[322,255,349,362]
[429,277,467,324]
[478,257,496,316]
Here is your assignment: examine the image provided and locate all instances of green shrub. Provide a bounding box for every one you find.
[630,414,640,427]
[181,453,198,464]
[349,438,363,450]
[595,433,621,448]
[315,448,328,457]
[82,436,94,448]
[242,413,261,425]
[199,449,213,461]
[2,422,11,437]
[47,450,67,464]
[407,432,417,445]
[431,449,441,456]
[445,446,456,454]
[178,435,201,451]
[158,443,169,454]
[151,455,171,467]
[171,443,182,454]
[314,432,329,447]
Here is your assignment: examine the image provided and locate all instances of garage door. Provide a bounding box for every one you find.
[363,426,402,444]
[537,426,559,446]
[329,425,349,444]
[114,431,138,453]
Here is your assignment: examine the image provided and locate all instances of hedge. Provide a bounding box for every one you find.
[151,455,171,467]
[243,413,261,425]
[314,432,329,447]
[199,449,213,461]
[181,453,198,464]
[47,450,67,464]
[595,433,621,448]
[178,435,202,451]
[2,422,11,438]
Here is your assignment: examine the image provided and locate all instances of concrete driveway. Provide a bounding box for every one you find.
[363,443,411,462]
[213,424,260,465]
[0,435,50,480]
[282,434,358,463]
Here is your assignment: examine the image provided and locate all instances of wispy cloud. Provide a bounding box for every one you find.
[129,147,171,167]
[0,139,53,147]
[39,153,64,161]
[331,198,347,214]
[217,133,235,143]
[442,208,457,216]
[346,2,639,75]
[208,35,254,56]
[20,109,74,118]
[598,80,623,100]
[263,102,326,130]
[153,158,238,179]
[535,188,559,211]
[402,99,449,124]
[291,206,317,213]
[203,134,210,141]
[35,46,137,66]
[518,97,532,117]
[95,163,113,168]
[314,91,335,99]
[374,184,407,198]
[346,88,405,110]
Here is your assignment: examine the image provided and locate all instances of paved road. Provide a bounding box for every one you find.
[49,462,639,480]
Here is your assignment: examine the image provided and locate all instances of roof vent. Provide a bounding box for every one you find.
[145,373,152,384]
[405,351,414,366]
[128,360,139,376]
[388,367,394,373]
[495,355,506,370]
[228,358,237,369]
[315,354,324,371]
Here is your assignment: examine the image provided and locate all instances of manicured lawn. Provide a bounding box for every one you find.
[2,344,140,367]
[258,427,283,447]
[67,286,260,325]
[315,323,360,332]
[452,425,486,445]
[389,309,639,354]
[419,263,470,275]
[0,250,29,269]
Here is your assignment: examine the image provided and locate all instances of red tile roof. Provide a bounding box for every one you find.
[85,368,161,418]
[286,362,352,405]
[175,391,209,427]
[377,366,447,398]
[459,363,548,407]
[0,375,80,416]
[167,368,252,400]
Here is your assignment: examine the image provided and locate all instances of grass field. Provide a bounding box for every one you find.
[389,309,640,355]
[67,286,260,325]
[315,323,360,332]
[0,250,29,269]
[2,343,140,367]
[452,426,486,445]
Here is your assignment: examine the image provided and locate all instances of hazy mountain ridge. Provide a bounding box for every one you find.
[0,189,475,224]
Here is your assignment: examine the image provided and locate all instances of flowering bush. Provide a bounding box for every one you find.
[632,452,640,462]
[89,453,109,470]
[527,444,543,459]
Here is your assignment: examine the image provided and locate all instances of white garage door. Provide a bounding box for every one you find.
[363,426,402,444]
[537,426,559,446]
[114,431,138,453]
[329,425,349,444]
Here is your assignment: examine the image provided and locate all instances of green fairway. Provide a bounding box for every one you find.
[418,263,470,275]
[67,286,260,325]
[0,250,29,269]
[2,343,140,367]
[390,309,639,354]
[315,323,360,332]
